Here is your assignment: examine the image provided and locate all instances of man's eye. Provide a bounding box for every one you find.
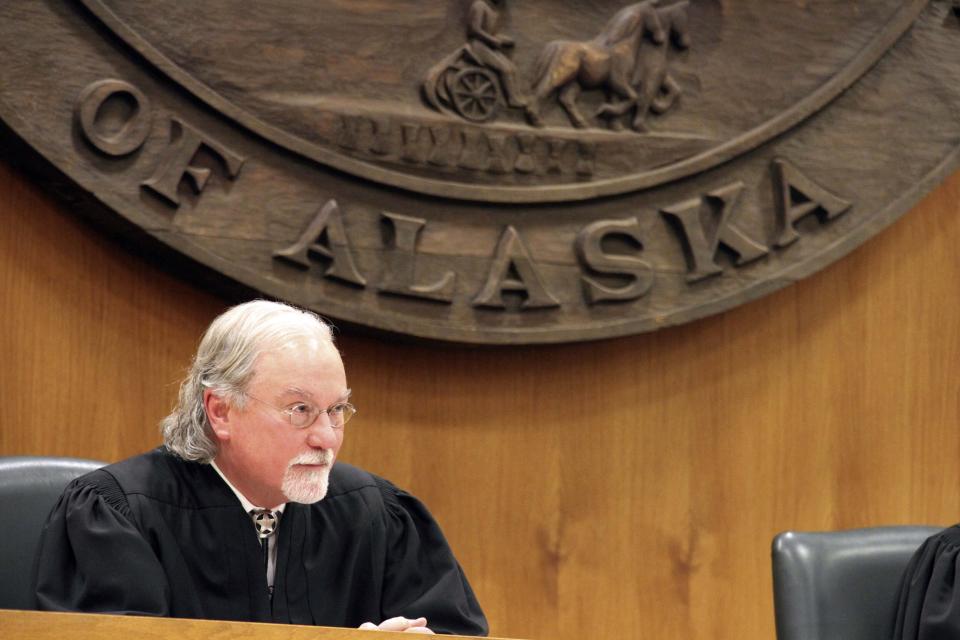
[289,403,312,415]
[329,404,347,414]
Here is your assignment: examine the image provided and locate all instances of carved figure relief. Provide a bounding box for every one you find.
[423,0,535,123]
[423,0,693,132]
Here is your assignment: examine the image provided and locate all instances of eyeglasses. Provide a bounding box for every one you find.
[244,394,357,429]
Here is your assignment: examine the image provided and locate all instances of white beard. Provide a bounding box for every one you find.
[281,450,334,504]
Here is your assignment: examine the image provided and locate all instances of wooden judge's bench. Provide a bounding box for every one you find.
[0,609,515,640]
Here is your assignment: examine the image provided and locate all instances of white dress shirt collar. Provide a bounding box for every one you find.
[210,460,287,515]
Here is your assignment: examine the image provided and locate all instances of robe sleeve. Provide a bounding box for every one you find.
[33,470,171,615]
[892,526,960,640]
[376,478,489,636]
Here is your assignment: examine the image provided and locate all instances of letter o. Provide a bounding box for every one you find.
[76,79,151,156]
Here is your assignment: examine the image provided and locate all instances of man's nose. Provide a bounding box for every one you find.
[306,414,340,447]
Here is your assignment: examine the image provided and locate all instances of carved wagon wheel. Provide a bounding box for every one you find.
[450,67,501,123]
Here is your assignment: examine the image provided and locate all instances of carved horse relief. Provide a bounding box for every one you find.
[595,1,691,131]
[526,1,667,129]
[422,0,692,132]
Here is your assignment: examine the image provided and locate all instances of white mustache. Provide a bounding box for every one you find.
[288,450,333,468]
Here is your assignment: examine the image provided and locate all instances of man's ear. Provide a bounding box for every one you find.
[204,389,233,442]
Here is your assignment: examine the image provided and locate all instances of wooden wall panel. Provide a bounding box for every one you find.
[2,154,960,640]
[0,160,224,461]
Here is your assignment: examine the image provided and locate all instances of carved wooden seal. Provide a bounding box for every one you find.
[0,1,957,343]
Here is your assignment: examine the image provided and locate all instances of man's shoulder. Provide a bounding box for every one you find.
[92,447,231,508]
[927,524,960,545]
[100,447,184,485]
[325,462,422,515]
[327,461,381,498]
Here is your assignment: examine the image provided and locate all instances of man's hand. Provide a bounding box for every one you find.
[359,617,435,634]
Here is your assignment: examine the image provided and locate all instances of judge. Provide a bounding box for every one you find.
[892,526,960,640]
[33,300,487,636]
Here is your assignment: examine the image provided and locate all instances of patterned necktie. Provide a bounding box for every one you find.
[250,509,280,592]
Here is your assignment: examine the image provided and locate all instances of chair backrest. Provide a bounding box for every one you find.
[771,526,943,640]
[0,455,106,610]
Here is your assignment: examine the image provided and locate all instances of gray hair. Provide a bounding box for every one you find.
[161,300,335,462]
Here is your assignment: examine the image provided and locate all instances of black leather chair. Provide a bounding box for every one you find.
[771,526,944,640]
[0,455,106,610]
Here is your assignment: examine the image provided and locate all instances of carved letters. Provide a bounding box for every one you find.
[73,75,856,315]
[273,200,367,287]
[661,181,768,283]
[772,159,852,248]
[473,226,560,309]
[75,79,151,156]
[76,79,246,208]
[576,218,654,303]
[337,115,597,178]
[379,212,456,303]
[141,119,245,206]
[267,152,848,311]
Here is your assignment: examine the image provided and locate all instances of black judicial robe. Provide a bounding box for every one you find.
[33,448,488,636]
[893,525,960,640]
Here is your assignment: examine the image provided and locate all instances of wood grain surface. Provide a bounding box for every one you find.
[0,609,499,640]
[2,156,959,640]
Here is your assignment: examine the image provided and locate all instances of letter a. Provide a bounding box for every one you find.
[473,226,560,310]
[273,199,366,286]
[773,159,852,248]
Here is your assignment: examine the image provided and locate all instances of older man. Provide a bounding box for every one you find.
[34,301,487,635]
